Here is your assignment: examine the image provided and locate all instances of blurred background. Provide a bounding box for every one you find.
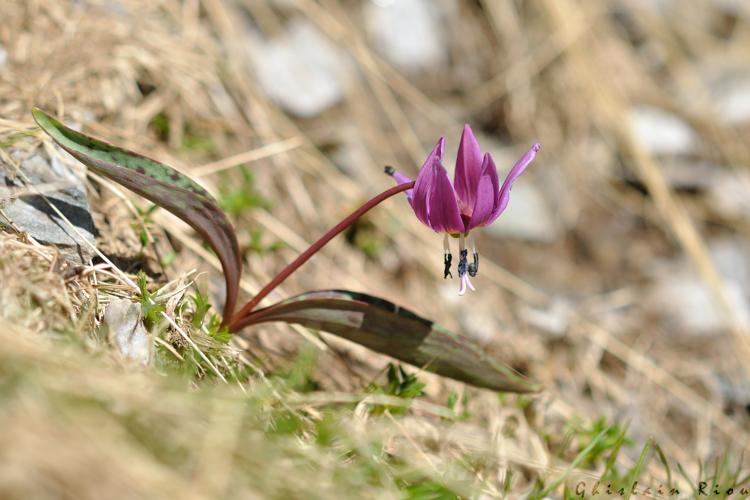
[3,0,750,497]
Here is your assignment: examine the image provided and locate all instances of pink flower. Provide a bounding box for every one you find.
[387,124,540,295]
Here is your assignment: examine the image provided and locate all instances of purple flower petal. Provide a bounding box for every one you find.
[492,143,540,219]
[412,138,446,228]
[389,170,414,205]
[411,173,433,228]
[453,124,483,215]
[467,153,500,230]
[413,153,464,234]
[427,161,465,233]
[426,136,445,164]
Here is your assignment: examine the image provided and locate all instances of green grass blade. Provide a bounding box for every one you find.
[623,439,651,500]
[536,427,611,498]
[653,444,673,492]
[32,107,241,322]
[600,420,630,481]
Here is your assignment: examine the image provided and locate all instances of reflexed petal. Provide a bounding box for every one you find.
[493,143,540,219]
[453,124,483,214]
[467,153,500,229]
[411,166,434,228]
[413,154,464,234]
[392,171,412,185]
[412,137,445,227]
[389,170,414,205]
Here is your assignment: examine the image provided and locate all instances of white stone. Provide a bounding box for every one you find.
[521,299,570,338]
[364,0,447,71]
[248,21,348,118]
[714,0,743,15]
[0,45,7,71]
[103,298,151,365]
[708,169,750,219]
[713,75,750,124]
[460,310,498,346]
[650,239,750,336]
[330,124,375,179]
[632,0,675,13]
[653,275,747,334]
[630,106,697,155]
[485,183,558,242]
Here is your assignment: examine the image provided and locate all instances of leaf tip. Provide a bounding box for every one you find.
[31,106,45,121]
[31,106,53,131]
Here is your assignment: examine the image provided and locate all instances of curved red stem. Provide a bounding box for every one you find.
[228,181,415,332]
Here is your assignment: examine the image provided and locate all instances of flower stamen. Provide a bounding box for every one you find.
[467,235,479,277]
[443,234,453,279]
[456,234,476,295]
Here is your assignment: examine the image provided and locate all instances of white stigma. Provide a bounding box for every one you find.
[458,273,476,295]
[466,274,476,291]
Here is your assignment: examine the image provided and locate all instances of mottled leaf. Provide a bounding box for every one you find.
[32,107,241,322]
[238,290,540,392]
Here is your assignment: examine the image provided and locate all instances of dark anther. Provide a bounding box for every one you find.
[457,249,468,277]
[443,253,453,279]
[468,252,479,277]
[384,165,395,176]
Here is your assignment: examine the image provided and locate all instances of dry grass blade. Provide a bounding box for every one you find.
[191,136,303,177]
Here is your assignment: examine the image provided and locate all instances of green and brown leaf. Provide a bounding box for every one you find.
[238,290,540,393]
[32,107,241,322]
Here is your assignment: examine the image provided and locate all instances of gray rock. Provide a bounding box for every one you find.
[102,298,151,365]
[521,299,571,338]
[248,20,348,118]
[364,0,447,71]
[485,183,559,242]
[651,274,749,335]
[708,169,750,219]
[649,238,750,336]
[329,124,374,179]
[629,106,697,155]
[621,158,719,192]
[0,151,96,263]
[658,160,718,190]
[0,45,6,71]
[632,0,675,13]
[713,74,750,124]
[716,372,750,408]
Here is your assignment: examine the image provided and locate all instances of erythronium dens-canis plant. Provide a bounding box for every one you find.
[31,107,540,392]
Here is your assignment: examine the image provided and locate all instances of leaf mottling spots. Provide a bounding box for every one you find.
[31,107,242,324]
